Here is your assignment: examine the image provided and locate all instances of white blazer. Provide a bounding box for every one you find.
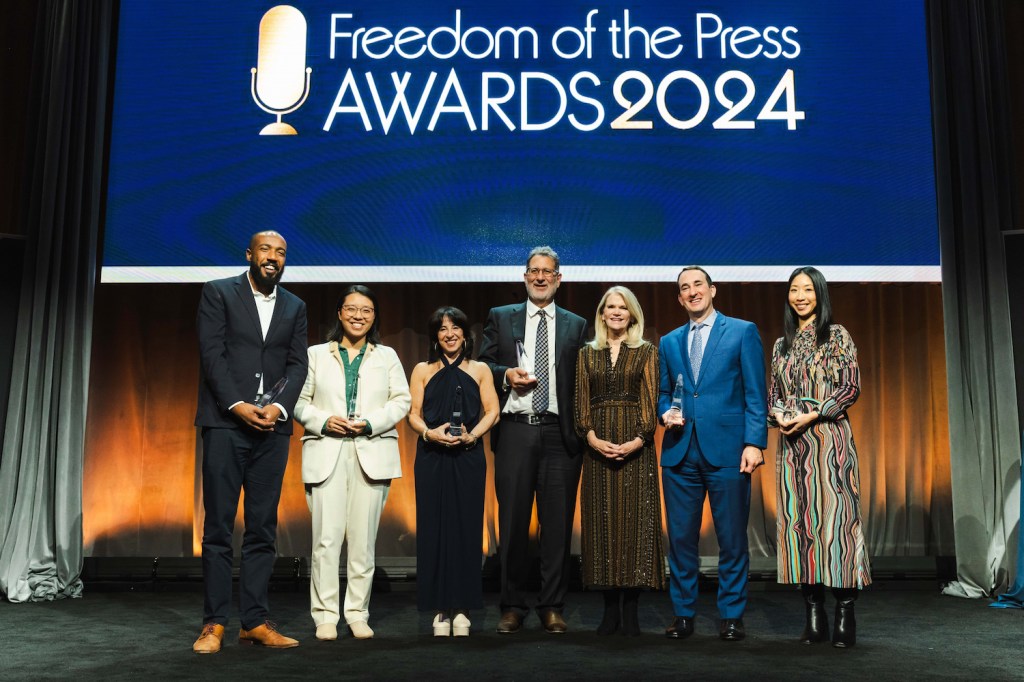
[295,341,411,484]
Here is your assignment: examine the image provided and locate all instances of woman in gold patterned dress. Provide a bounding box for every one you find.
[768,267,871,649]
[574,286,665,636]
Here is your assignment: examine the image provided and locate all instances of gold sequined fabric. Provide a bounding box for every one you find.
[575,342,666,589]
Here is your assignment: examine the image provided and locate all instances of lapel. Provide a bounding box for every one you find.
[266,287,288,345]
[511,303,527,354]
[233,273,264,342]
[695,314,727,389]
[553,305,569,359]
[679,322,695,386]
[329,340,344,372]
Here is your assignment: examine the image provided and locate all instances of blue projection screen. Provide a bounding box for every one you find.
[102,2,939,283]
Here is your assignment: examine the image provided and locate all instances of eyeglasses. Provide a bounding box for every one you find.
[340,305,375,316]
[526,268,559,278]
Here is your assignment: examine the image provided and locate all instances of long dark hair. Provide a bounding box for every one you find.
[326,284,382,345]
[427,306,474,361]
[781,266,833,355]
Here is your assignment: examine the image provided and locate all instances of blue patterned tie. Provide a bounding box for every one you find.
[533,312,549,413]
[690,323,704,381]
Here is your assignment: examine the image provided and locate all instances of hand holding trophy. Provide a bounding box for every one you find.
[664,374,686,428]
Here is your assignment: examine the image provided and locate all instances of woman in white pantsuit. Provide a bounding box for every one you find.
[295,285,411,641]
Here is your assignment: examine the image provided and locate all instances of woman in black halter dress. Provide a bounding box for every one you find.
[408,306,500,637]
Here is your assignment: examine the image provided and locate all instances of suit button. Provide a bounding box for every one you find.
[693,392,698,398]
[255,373,261,378]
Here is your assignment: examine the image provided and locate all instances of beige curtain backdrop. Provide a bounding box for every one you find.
[83,280,953,563]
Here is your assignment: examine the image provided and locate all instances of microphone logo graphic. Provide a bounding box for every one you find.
[250,5,312,135]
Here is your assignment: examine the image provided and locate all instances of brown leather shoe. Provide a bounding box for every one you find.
[193,623,225,654]
[238,621,299,648]
[540,610,568,634]
[496,611,523,634]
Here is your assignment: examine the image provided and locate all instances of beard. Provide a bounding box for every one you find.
[250,260,283,289]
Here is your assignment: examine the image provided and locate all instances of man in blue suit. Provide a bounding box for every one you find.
[658,266,767,642]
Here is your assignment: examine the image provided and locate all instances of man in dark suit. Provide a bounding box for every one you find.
[478,246,588,634]
[191,231,308,654]
[658,266,767,642]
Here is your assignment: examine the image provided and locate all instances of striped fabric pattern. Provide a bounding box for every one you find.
[768,325,872,588]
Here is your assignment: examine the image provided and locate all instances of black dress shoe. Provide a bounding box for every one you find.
[719,618,745,641]
[496,611,523,634]
[665,616,694,639]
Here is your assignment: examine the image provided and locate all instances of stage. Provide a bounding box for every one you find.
[3,580,1020,681]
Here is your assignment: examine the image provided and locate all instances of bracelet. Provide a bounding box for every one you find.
[422,428,429,442]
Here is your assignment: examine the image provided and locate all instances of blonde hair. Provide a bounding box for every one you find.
[590,286,646,350]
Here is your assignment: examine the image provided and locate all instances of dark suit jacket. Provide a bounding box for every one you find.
[478,302,588,455]
[195,272,308,435]
[657,312,767,468]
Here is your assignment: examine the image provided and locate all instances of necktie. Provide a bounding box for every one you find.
[533,312,549,413]
[690,323,704,381]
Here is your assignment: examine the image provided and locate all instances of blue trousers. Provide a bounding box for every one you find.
[662,434,751,619]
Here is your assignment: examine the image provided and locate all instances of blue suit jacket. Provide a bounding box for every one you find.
[658,312,768,468]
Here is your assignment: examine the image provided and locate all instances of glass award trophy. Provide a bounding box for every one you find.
[668,374,685,425]
[348,375,360,421]
[449,385,464,437]
[782,395,800,422]
[515,339,535,380]
[255,376,288,408]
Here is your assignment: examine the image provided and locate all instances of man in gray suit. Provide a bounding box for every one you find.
[478,246,588,634]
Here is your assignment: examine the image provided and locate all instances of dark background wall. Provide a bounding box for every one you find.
[1006,2,1024,431]
[0,0,37,447]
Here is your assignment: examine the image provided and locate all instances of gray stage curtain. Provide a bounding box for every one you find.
[929,0,1022,597]
[0,1,112,602]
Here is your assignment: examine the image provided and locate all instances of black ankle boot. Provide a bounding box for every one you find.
[621,589,641,636]
[831,588,858,648]
[799,583,829,644]
[597,589,621,635]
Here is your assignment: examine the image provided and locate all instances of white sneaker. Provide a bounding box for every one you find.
[315,623,337,641]
[452,613,471,637]
[349,621,374,639]
[432,613,451,637]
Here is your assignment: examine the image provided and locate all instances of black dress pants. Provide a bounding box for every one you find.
[494,419,583,615]
[201,426,289,629]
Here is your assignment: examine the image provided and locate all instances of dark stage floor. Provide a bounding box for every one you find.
[2,583,1021,681]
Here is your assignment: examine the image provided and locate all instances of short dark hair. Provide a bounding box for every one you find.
[676,265,713,287]
[781,266,833,355]
[325,284,382,345]
[427,306,474,361]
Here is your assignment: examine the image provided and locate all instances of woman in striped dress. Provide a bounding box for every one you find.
[768,266,871,648]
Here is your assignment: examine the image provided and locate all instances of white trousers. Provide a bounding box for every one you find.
[307,440,390,626]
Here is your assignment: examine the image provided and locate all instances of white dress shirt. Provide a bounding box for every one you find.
[504,300,558,416]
